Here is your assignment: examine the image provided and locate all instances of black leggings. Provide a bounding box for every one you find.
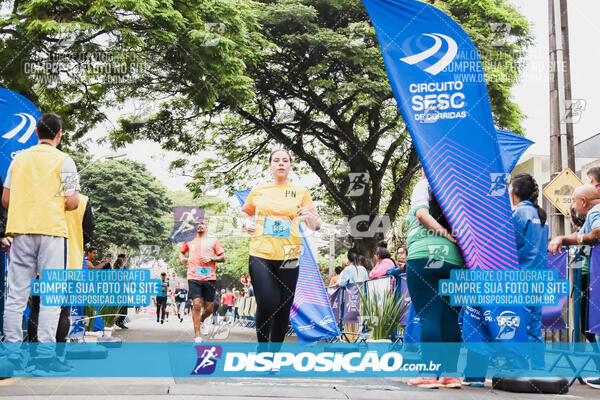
[115,305,128,325]
[248,256,299,343]
[406,258,462,374]
[156,297,167,321]
[581,273,600,369]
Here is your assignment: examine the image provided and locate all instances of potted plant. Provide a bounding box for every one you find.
[358,285,409,342]
[84,305,120,333]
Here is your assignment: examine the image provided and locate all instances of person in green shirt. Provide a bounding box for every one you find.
[406,174,465,389]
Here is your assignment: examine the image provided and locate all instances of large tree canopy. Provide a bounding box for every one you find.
[76,157,172,251]
[1,0,532,259]
[0,0,262,144]
[110,0,531,258]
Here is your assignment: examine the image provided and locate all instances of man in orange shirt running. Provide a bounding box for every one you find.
[179,220,225,343]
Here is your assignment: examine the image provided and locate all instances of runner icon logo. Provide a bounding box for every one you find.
[169,206,203,242]
[191,345,223,375]
[488,173,509,197]
[203,324,231,340]
[347,172,369,197]
[425,245,449,269]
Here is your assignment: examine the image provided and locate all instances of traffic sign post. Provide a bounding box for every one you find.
[542,167,584,218]
[542,167,583,343]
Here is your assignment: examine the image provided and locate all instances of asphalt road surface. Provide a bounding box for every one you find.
[0,312,597,399]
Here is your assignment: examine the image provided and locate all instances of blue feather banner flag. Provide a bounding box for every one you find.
[0,88,41,182]
[361,0,528,345]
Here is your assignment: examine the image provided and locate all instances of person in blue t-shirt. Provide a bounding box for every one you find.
[509,173,548,370]
[549,184,600,252]
[338,252,369,287]
[549,184,600,389]
[510,174,549,271]
[465,174,550,384]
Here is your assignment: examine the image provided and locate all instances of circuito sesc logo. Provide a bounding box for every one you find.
[495,311,520,340]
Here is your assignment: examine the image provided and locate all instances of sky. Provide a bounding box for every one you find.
[86,0,600,190]
[509,0,600,155]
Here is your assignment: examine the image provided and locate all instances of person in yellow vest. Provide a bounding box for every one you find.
[2,113,80,374]
[27,194,93,367]
[66,194,91,269]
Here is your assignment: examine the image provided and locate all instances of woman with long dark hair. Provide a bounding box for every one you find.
[405,171,464,389]
[240,149,321,345]
[509,173,548,369]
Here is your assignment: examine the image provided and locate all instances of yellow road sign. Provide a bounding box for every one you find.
[542,168,584,217]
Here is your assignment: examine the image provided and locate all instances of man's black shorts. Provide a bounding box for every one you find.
[188,280,216,302]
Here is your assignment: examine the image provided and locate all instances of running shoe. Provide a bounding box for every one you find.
[407,377,441,389]
[29,357,71,377]
[56,358,73,371]
[7,356,26,373]
[194,337,203,343]
[585,377,600,389]
[439,377,462,388]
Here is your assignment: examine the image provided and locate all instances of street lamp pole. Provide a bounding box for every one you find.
[549,0,576,342]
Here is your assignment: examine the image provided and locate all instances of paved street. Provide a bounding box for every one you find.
[0,312,598,399]
[110,309,265,342]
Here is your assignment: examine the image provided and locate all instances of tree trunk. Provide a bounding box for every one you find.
[351,233,384,270]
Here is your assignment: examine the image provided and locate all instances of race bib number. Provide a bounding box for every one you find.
[195,266,212,277]
[263,218,291,238]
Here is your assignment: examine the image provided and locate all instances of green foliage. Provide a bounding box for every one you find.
[76,158,172,252]
[217,236,250,289]
[3,1,531,260]
[107,0,531,259]
[358,286,409,341]
[430,0,532,134]
[318,234,352,259]
[0,0,263,146]
[168,245,187,279]
[317,228,352,284]
[83,305,120,330]
[317,253,347,283]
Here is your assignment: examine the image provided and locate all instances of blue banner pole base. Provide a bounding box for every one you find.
[65,344,108,360]
[96,336,123,348]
